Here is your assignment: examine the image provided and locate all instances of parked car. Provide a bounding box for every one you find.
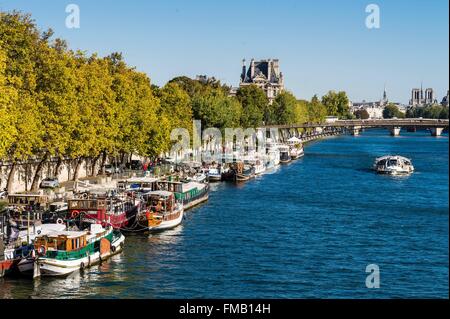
[104,164,123,175]
[0,189,7,199]
[40,177,60,189]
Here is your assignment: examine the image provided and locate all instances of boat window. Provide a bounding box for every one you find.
[57,239,66,251]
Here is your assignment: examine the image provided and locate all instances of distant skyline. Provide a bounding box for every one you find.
[1,0,448,104]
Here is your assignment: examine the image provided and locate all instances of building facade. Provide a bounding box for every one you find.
[239,58,284,104]
[410,85,438,107]
[349,87,404,119]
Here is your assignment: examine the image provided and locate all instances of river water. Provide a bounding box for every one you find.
[1,129,448,299]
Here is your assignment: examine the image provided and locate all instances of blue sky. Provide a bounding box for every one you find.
[1,0,448,104]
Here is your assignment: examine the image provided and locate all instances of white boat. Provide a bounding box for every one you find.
[244,158,266,175]
[265,147,280,169]
[137,191,184,232]
[188,172,207,183]
[16,223,67,274]
[157,180,209,210]
[278,145,291,164]
[207,167,222,182]
[32,224,125,277]
[373,155,415,175]
[287,137,304,160]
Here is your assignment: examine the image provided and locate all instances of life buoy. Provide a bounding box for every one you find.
[71,210,80,219]
[56,218,64,225]
[38,245,46,256]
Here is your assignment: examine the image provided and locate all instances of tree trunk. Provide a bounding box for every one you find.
[72,157,83,181]
[91,156,100,177]
[54,157,63,177]
[6,163,16,193]
[98,151,107,175]
[30,153,49,191]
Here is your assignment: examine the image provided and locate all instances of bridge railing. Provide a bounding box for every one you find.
[260,118,449,129]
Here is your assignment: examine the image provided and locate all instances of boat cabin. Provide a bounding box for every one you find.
[144,191,175,215]
[117,177,159,192]
[7,194,49,209]
[34,230,88,253]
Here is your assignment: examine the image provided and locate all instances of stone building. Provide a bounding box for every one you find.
[441,90,449,107]
[239,58,284,104]
[410,85,438,107]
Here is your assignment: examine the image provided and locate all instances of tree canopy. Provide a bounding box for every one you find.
[383,103,405,119]
[0,10,353,189]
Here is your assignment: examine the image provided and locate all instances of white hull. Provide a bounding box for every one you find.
[18,258,34,274]
[376,167,414,175]
[35,234,125,277]
[254,165,266,175]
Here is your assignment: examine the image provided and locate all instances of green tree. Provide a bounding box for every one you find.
[307,94,328,123]
[321,91,350,118]
[236,85,268,127]
[191,89,242,129]
[272,91,298,125]
[354,109,370,119]
[383,103,405,119]
[154,82,193,155]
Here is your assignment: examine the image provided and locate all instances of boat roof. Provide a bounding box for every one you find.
[146,190,173,198]
[287,136,302,143]
[120,177,159,183]
[376,155,411,162]
[41,230,88,239]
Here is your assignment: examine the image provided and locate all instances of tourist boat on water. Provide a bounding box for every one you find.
[156,180,209,210]
[137,191,184,232]
[373,155,414,175]
[68,190,141,230]
[278,145,292,164]
[32,224,124,277]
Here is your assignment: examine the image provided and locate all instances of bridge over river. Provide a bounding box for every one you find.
[260,118,449,140]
